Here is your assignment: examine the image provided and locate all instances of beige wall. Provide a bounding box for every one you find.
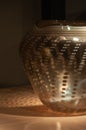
[0,0,41,87]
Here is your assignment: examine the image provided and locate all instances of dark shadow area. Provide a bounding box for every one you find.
[67,10,86,21]
[76,11,86,20]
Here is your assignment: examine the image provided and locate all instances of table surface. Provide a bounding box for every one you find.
[0,85,86,130]
[0,85,60,117]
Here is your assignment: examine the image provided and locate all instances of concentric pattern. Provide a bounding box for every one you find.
[20,29,86,115]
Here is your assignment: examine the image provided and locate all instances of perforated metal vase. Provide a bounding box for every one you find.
[20,21,86,116]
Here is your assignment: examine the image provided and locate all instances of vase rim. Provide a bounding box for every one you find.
[33,20,86,33]
[36,20,86,28]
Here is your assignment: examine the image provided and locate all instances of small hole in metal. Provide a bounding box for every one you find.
[74,83,77,86]
[63,76,68,79]
[61,95,65,98]
[61,91,65,94]
[62,88,66,90]
[83,91,86,94]
[71,96,75,98]
[52,94,56,97]
[74,80,78,82]
[63,80,67,83]
[62,84,66,86]
[73,88,77,90]
[64,72,69,75]
[51,86,55,89]
[52,90,55,93]
[72,91,76,94]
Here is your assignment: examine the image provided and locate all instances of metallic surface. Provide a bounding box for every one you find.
[20,21,86,115]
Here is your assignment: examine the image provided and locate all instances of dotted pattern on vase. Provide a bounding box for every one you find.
[20,33,86,113]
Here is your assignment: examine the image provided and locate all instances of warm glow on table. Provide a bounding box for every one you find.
[0,86,86,130]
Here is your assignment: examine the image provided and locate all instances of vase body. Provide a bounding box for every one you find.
[20,21,86,116]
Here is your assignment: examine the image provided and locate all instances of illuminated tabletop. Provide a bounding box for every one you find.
[0,86,86,130]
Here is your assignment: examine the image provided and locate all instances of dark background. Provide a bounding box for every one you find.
[0,0,86,87]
